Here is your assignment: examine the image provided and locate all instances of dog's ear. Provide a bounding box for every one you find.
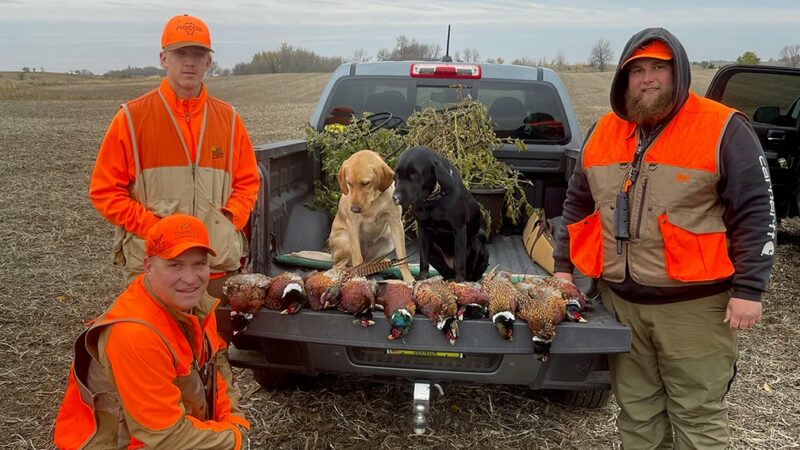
[433,157,457,193]
[376,159,394,192]
[338,161,350,195]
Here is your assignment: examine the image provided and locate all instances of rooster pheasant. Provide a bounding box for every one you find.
[414,276,459,345]
[448,281,490,321]
[515,280,570,362]
[222,273,271,334]
[375,280,415,339]
[266,272,307,314]
[482,268,524,341]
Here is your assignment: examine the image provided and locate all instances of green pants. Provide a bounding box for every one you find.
[600,283,738,450]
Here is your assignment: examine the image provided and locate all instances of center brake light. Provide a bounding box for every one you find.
[410,63,482,79]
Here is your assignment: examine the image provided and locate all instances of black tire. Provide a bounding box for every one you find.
[547,389,611,408]
[251,368,312,391]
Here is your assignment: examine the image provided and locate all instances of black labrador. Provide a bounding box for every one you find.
[392,146,489,282]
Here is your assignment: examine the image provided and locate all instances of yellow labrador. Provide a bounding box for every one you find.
[329,150,414,282]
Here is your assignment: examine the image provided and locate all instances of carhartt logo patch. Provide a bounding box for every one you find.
[211,145,224,159]
[675,172,690,183]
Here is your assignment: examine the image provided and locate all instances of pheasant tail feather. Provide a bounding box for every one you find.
[351,254,410,277]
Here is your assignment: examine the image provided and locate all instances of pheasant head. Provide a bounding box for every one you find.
[438,316,459,346]
[388,308,413,340]
[492,311,515,341]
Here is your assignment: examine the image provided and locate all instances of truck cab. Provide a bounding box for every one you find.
[705,64,800,220]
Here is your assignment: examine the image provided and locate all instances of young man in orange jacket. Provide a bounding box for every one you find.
[554,28,775,448]
[54,214,250,449]
[89,14,260,297]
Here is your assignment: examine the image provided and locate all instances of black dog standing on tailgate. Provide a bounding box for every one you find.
[392,146,489,282]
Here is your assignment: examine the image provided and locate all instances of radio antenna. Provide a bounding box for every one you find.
[442,25,453,62]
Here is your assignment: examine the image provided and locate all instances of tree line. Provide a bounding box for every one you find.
[57,38,800,78]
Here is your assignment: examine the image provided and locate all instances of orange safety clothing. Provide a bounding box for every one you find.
[89,78,259,279]
[568,91,736,286]
[54,275,249,449]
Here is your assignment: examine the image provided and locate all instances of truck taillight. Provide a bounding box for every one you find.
[410,63,481,79]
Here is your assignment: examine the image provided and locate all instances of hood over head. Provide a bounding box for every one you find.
[610,28,691,124]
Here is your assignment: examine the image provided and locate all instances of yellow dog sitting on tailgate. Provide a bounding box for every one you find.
[329,150,414,282]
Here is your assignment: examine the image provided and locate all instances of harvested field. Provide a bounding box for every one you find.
[0,68,798,449]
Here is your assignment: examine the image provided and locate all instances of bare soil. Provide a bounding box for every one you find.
[0,69,797,449]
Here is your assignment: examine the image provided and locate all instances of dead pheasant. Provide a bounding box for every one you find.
[482,268,524,341]
[304,270,341,311]
[414,276,459,345]
[375,280,415,339]
[265,272,307,314]
[516,280,571,362]
[321,254,408,311]
[541,276,590,322]
[222,273,270,334]
[448,281,490,321]
[335,276,377,327]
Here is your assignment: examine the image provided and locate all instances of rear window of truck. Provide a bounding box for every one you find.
[321,77,569,144]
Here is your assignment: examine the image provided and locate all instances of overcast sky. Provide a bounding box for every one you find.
[2,0,799,74]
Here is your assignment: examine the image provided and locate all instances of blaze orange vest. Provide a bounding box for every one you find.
[568,92,737,286]
[53,276,244,449]
[112,86,245,278]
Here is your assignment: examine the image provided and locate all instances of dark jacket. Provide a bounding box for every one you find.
[554,27,776,302]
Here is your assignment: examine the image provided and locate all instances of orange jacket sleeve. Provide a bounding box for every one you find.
[89,110,160,238]
[221,114,260,230]
[104,323,245,449]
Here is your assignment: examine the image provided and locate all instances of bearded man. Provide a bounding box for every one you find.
[553,28,775,449]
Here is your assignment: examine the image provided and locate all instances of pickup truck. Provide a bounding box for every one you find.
[216,61,632,431]
[704,64,800,222]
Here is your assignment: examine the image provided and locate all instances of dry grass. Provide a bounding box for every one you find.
[0,68,797,449]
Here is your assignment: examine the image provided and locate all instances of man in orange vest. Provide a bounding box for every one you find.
[54,214,250,449]
[89,14,260,298]
[554,28,775,449]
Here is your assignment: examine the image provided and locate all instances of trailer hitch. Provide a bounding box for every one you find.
[411,381,443,434]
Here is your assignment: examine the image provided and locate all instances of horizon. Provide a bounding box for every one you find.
[2,0,799,74]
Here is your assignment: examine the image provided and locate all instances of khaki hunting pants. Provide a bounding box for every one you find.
[600,283,738,450]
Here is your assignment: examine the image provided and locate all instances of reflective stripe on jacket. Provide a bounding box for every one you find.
[568,92,737,286]
[54,276,249,449]
[89,79,260,277]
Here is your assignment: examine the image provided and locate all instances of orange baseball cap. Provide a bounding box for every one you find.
[146,214,216,259]
[161,14,213,52]
[622,39,672,68]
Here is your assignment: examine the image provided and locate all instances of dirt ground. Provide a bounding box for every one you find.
[0,69,798,449]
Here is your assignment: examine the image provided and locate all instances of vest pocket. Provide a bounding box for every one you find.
[658,212,734,282]
[197,197,244,272]
[566,210,603,277]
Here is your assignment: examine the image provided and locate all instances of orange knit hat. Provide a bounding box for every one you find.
[622,39,672,68]
[161,14,213,52]
[146,214,216,259]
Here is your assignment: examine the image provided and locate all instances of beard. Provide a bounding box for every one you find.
[625,84,674,126]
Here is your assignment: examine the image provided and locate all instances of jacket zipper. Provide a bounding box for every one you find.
[634,177,648,239]
[183,103,197,215]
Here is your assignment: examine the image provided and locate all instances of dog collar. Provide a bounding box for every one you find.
[423,181,443,202]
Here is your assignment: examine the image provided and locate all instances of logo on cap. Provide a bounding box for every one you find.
[145,214,216,259]
[177,22,202,36]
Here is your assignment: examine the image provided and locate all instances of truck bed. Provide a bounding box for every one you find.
[222,138,629,393]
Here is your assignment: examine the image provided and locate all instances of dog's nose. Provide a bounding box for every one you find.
[350,205,362,213]
[392,194,401,205]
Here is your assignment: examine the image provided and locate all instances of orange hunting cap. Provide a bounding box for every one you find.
[622,39,672,68]
[146,214,216,259]
[161,14,213,52]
